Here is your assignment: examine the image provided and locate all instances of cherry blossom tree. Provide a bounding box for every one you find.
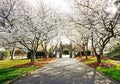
[72,0,120,63]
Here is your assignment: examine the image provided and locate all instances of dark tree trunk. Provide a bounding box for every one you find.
[59,42,62,58]
[70,43,72,58]
[55,50,57,57]
[83,50,88,59]
[44,50,47,59]
[59,50,62,58]
[85,55,88,59]
[96,55,101,64]
[70,51,72,58]
[10,47,15,60]
[30,50,35,62]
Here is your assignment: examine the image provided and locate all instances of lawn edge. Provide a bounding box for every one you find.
[6,59,56,84]
[7,69,36,84]
[96,70,120,84]
[77,59,120,84]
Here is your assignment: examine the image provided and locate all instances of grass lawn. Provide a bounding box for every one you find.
[0,59,30,69]
[0,58,54,84]
[77,56,120,83]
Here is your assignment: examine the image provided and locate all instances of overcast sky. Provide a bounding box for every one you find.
[25,0,71,13]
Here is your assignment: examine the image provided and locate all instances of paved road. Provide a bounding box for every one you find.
[12,58,117,84]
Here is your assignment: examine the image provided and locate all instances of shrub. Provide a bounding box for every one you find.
[27,51,45,59]
[1,50,10,60]
[36,51,45,58]
[107,45,120,60]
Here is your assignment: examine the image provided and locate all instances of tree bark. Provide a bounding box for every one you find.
[96,55,101,64]
[84,50,88,59]
[59,42,62,58]
[85,55,88,59]
[70,50,72,58]
[70,43,72,58]
[59,49,62,58]
[30,50,35,62]
[45,51,47,59]
[55,50,57,57]
[10,47,15,60]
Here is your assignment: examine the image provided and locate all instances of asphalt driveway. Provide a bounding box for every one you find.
[12,58,117,84]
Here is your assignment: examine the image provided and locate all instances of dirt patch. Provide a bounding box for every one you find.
[101,56,110,60]
[87,62,116,69]
[76,57,85,61]
[11,58,55,68]
[99,62,116,68]
[87,62,99,69]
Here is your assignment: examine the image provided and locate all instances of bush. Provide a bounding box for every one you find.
[36,51,45,58]
[27,51,45,59]
[107,45,120,60]
[1,50,10,60]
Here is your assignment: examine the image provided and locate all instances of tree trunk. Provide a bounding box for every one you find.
[59,43,62,58]
[70,51,72,58]
[85,55,88,59]
[84,50,88,59]
[10,47,15,60]
[55,50,57,57]
[59,50,62,58]
[70,43,72,58]
[96,55,101,64]
[91,49,95,56]
[30,50,35,62]
[44,50,47,59]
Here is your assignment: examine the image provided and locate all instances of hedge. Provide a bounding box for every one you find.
[27,51,45,59]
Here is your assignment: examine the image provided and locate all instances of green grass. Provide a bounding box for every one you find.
[0,58,52,84]
[84,58,96,64]
[97,64,120,82]
[0,59,36,84]
[0,66,36,84]
[0,59,30,69]
[78,56,120,83]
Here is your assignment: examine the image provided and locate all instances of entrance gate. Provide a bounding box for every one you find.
[59,42,73,58]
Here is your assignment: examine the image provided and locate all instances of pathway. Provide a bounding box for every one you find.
[12,58,117,84]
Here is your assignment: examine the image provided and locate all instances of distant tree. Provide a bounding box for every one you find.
[0,0,24,60]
